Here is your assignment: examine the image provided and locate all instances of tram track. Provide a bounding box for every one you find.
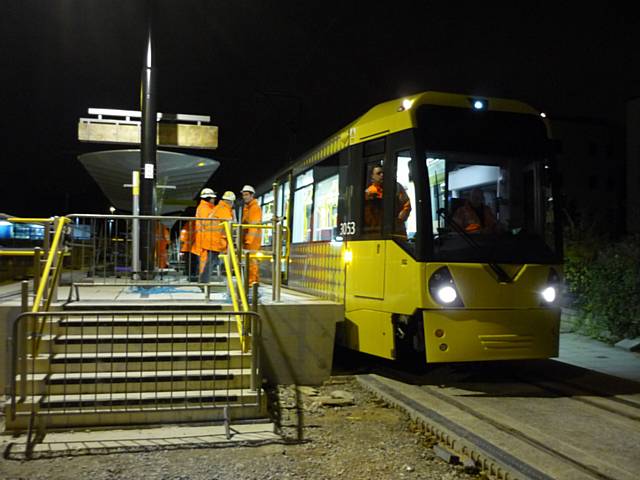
[516,375,640,422]
[356,361,640,480]
[419,381,620,480]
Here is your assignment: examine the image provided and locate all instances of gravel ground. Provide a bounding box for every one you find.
[1,376,481,480]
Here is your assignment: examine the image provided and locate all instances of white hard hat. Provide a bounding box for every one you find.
[200,188,216,199]
[241,185,255,194]
[222,191,236,202]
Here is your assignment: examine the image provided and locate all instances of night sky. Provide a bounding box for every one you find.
[1,1,637,217]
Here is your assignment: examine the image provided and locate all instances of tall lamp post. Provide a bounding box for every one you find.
[139,0,157,280]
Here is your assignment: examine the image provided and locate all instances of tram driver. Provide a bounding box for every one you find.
[452,187,497,233]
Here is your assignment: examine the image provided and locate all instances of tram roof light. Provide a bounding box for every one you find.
[472,99,486,110]
[540,112,547,118]
[402,98,414,110]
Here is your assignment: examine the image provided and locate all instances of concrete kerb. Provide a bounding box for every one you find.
[615,337,640,352]
[1,422,281,460]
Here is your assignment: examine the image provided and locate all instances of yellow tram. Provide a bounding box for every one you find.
[255,91,562,364]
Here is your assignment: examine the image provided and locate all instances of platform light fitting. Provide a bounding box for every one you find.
[540,112,547,118]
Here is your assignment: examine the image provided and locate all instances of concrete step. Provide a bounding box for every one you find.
[17,388,259,411]
[47,332,242,352]
[52,317,234,335]
[21,350,252,374]
[45,350,251,372]
[17,369,253,395]
[6,402,267,430]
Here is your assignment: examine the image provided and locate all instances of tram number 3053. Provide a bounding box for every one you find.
[339,221,356,236]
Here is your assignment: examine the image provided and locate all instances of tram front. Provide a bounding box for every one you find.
[412,100,562,362]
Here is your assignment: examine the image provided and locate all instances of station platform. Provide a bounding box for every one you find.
[0,280,344,395]
[557,332,640,383]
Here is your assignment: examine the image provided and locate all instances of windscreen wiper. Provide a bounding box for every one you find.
[437,209,512,284]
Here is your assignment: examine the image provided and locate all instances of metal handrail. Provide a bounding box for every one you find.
[220,221,251,353]
[31,218,67,313]
[234,223,291,262]
[31,217,69,355]
[5,217,54,223]
[0,250,40,256]
[8,309,263,454]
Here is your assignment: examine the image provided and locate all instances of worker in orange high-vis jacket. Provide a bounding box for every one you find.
[180,216,198,282]
[240,185,262,286]
[155,222,170,269]
[193,188,217,283]
[212,190,236,256]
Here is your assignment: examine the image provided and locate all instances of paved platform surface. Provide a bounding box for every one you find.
[0,280,337,307]
[1,422,279,459]
[558,332,640,383]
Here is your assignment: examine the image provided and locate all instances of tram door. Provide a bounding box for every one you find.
[349,154,387,300]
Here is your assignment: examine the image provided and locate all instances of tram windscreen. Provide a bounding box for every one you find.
[426,153,558,263]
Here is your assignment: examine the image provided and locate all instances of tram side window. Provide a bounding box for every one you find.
[292,170,314,243]
[313,174,339,241]
[426,157,446,234]
[261,191,274,246]
[279,180,290,229]
[363,160,384,237]
[395,153,416,247]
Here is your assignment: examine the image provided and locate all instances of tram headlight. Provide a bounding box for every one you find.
[540,268,561,305]
[541,286,556,303]
[437,286,458,304]
[429,267,464,307]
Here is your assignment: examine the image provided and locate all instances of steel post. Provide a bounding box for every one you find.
[139,2,157,280]
[272,183,281,302]
[131,170,141,279]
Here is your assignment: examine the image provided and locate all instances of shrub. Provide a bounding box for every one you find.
[565,234,640,340]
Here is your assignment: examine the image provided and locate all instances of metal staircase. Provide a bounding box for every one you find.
[6,309,263,432]
[3,215,274,457]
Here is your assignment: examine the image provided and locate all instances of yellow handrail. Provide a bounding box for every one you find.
[31,218,68,313]
[0,250,39,256]
[31,217,69,354]
[220,253,247,352]
[223,221,249,311]
[220,220,250,353]
[6,217,53,223]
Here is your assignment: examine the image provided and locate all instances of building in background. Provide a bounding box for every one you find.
[626,98,640,233]
[551,117,625,237]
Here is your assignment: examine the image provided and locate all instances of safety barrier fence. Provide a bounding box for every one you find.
[61,214,288,302]
[8,310,262,456]
[0,217,69,306]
